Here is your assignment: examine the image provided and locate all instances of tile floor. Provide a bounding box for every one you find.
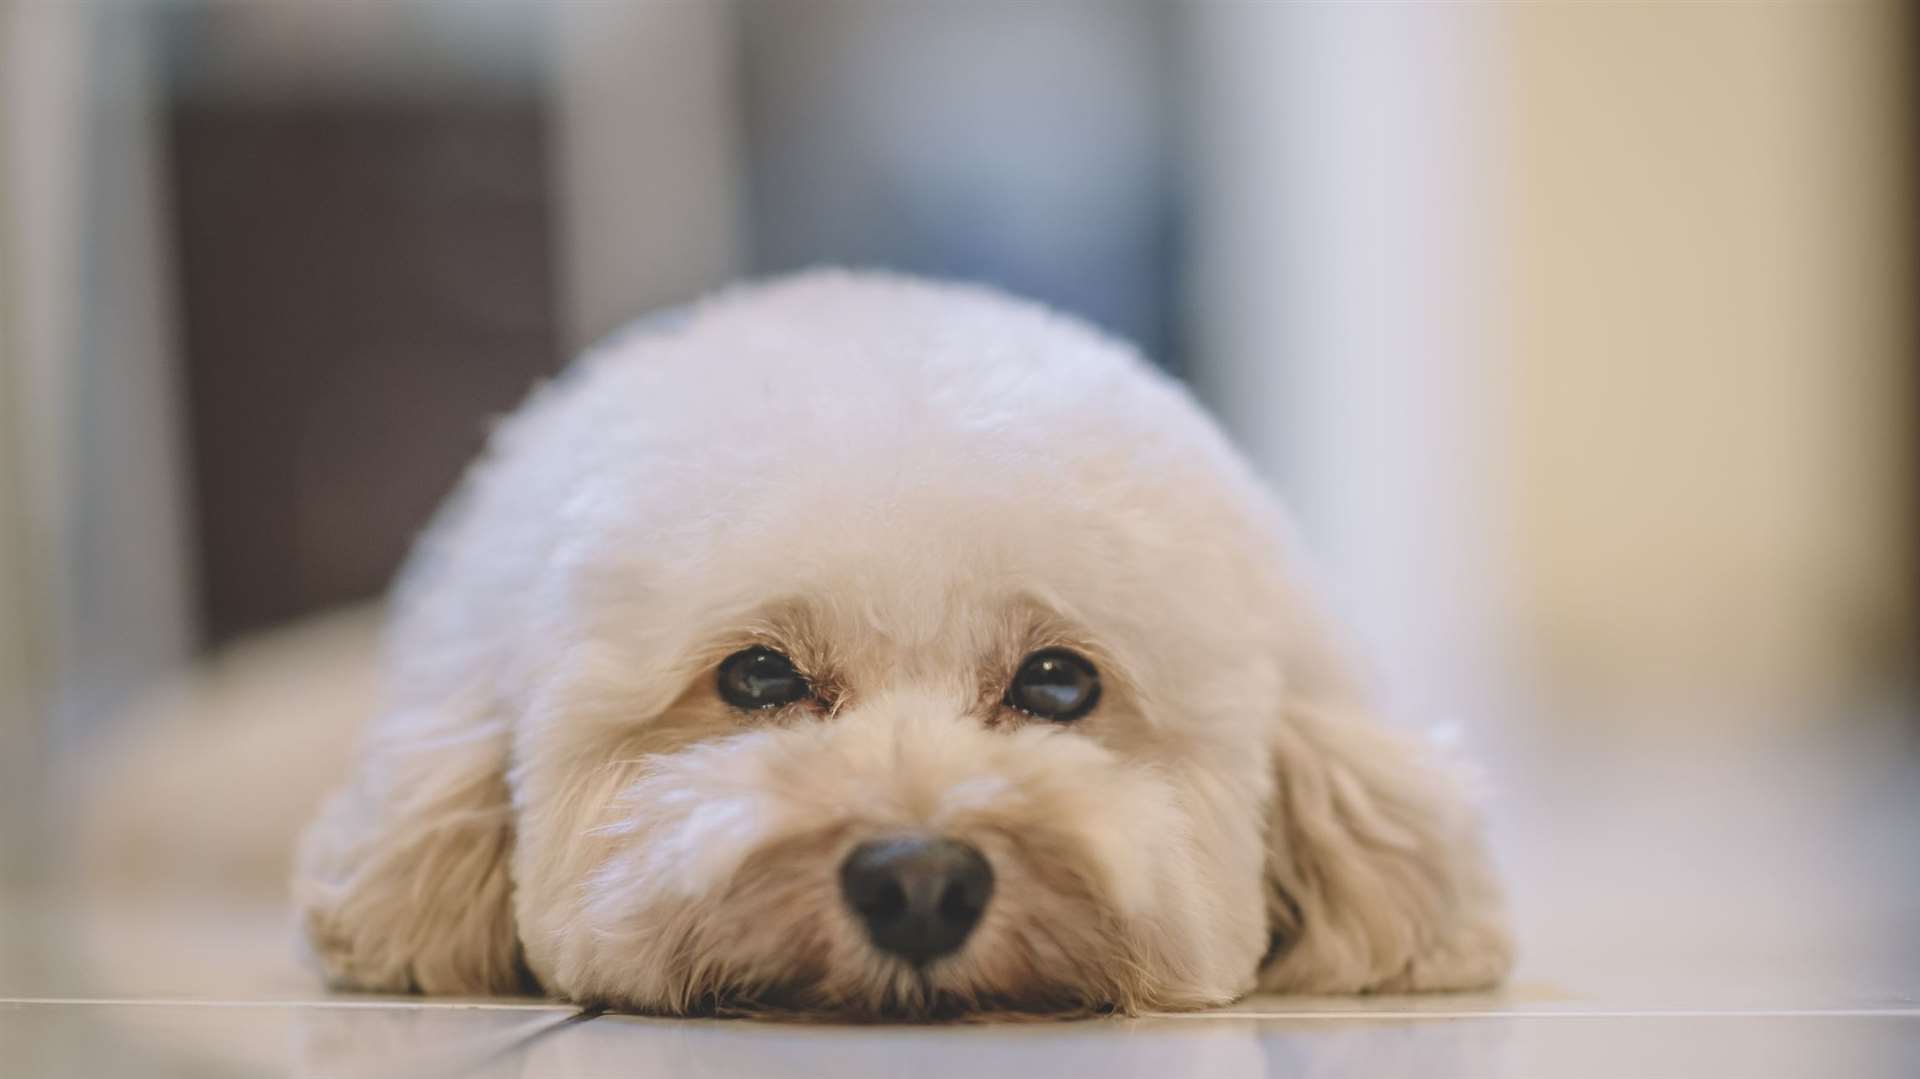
[5,708,1917,1077]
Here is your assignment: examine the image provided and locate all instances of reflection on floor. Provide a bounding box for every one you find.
[6,705,1917,1078]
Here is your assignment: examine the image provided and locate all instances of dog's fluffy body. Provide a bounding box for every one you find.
[295,272,1511,1017]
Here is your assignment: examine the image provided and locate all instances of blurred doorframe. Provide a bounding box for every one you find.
[1,0,196,826]
[3,0,86,883]
[0,0,50,884]
[551,0,744,353]
[1184,3,1508,731]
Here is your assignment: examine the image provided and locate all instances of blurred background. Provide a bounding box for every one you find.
[0,0,1915,1009]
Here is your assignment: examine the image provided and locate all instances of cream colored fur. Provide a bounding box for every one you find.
[294,271,1511,1016]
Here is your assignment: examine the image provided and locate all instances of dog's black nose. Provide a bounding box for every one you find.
[840,836,994,965]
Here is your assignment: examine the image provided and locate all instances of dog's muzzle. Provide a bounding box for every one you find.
[840,835,994,965]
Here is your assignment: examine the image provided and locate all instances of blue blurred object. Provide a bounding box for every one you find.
[741,0,1183,371]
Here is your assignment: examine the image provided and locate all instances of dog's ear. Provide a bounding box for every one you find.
[1256,599,1513,994]
[292,704,526,994]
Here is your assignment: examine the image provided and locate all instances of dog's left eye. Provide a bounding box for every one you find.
[717,646,812,710]
[1004,649,1101,722]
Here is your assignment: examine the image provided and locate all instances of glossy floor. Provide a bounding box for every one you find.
[8,1000,1918,1079]
[6,714,1917,1077]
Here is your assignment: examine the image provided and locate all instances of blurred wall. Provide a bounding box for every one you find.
[1500,1,1914,714]
[1189,0,1914,731]
[4,0,1914,802]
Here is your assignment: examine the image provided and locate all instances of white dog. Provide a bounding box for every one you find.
[295,271,1511,1018]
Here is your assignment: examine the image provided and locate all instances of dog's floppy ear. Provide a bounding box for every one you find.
[292,700,526,994]
[1256,598,1513,994]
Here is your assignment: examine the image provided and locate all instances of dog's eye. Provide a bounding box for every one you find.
[1004,649,1100,722]
[717,646,811,711]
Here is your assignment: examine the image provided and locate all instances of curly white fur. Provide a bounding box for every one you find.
[294,271,1511,1017]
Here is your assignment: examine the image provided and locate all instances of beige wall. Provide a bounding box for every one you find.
[1499,1,1913,705]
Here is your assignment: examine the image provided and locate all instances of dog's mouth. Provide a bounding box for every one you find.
[576,725,1173,1021]
[605,973,1123,1024]
[581,835,1137,1023]
[591,911,1130,1023]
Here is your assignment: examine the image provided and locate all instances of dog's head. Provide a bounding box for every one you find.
[296,272,1510,1017]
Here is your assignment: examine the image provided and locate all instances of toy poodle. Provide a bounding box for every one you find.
[295,271,1511,1018]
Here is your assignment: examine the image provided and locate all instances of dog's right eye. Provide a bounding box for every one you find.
[717,646,811,711]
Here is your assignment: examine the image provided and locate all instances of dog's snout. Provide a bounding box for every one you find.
[840,836,994,965]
